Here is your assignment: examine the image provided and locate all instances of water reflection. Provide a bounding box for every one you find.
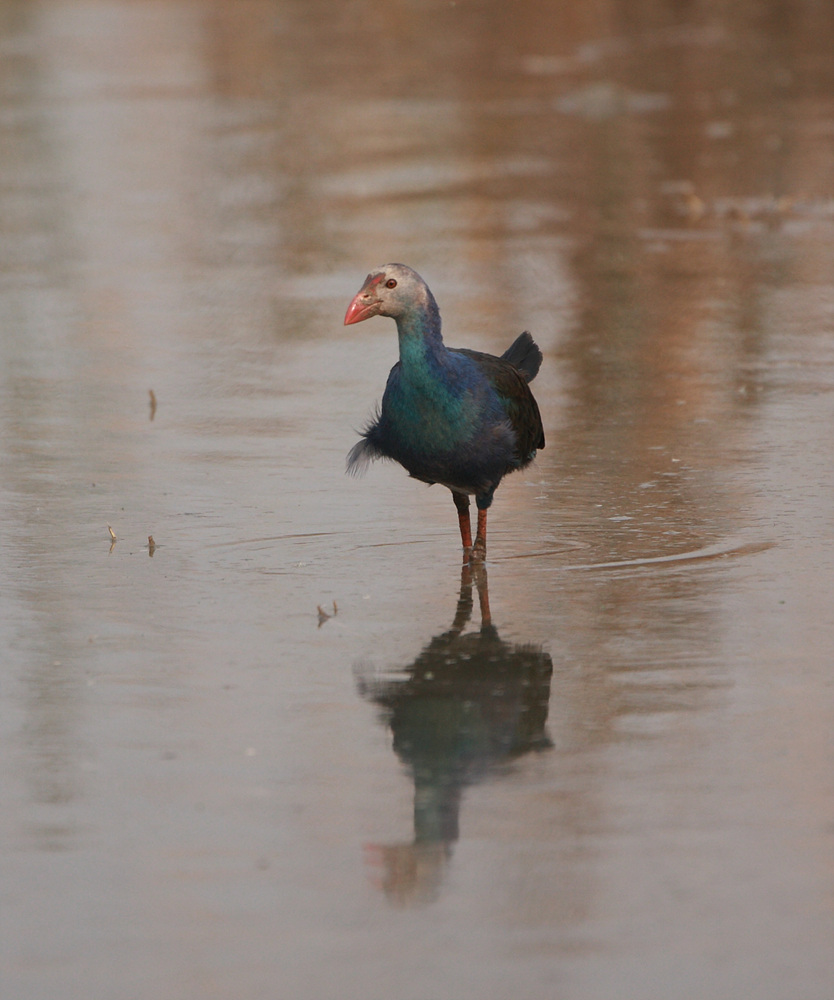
[356,564,552,906]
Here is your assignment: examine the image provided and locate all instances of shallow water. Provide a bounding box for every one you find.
[2,2,834,998]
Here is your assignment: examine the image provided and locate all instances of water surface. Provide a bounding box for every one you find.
[2,2,834,998]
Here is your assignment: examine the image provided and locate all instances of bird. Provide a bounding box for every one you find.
[344,263,544,561]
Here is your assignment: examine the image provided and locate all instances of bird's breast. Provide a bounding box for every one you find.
[381,373,474,455]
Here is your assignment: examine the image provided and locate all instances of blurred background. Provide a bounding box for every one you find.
[1,2,833,998]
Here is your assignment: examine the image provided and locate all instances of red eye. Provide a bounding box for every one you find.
[385,278,397,289]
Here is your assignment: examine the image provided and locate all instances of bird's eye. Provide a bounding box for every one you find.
[385,278,397,289]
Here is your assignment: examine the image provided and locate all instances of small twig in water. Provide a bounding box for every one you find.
[317,601,338,627]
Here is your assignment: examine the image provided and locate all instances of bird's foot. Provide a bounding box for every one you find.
[470,538,487,562]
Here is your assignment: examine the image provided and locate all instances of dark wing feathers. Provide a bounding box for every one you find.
[454,345,545,459]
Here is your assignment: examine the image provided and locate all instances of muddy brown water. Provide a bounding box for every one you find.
[3,3,834,998]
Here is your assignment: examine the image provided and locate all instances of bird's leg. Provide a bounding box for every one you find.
[451,491,472,556]
[471,508,488,561]
[471,560,491,626]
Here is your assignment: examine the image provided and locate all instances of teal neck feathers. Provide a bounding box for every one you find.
[395,299,444,372]
[391,300,475,450]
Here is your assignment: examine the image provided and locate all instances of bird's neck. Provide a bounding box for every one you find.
[395,299,446,373]
[389,299,471,448]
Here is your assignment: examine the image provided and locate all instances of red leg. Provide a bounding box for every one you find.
[451,492,472,555]
[458,511,473,550]
[472,508,488,561]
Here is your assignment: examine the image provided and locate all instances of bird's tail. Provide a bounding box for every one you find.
[346,438,377,476]
[502,331,542,382]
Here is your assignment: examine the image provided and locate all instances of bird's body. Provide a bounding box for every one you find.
[345,264,544,560]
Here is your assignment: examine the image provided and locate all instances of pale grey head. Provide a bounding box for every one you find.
[344,263,436,325]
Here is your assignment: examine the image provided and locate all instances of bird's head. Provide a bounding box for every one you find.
[344,264,432,325]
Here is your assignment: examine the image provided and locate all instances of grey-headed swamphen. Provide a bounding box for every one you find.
[345,264,544,561]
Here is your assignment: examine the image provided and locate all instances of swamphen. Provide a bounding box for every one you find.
[344,263,544,561]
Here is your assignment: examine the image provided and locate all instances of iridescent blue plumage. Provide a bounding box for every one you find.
[345,264,544,559]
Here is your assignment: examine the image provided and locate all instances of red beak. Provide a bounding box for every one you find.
[344,294,375,325]
[344,274,384,325]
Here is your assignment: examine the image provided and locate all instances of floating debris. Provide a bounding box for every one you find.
[660,183,811,230]
[107,524,117,542]
[148,535,156,556]
[317,601,338,627]
[149,388,157,421]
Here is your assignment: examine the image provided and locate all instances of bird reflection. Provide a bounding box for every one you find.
[356,563,552,906]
